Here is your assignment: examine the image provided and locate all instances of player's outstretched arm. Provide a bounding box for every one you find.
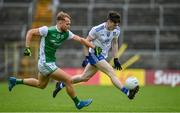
[72,35,95,49]
[25,28,41,47]
[24,28,41,56]
[112,38,122,70]
[112,38,118,58]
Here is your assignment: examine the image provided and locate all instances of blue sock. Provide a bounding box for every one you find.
[121,87,129,95]
[59,82,65,88]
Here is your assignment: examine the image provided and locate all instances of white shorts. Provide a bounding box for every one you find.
[38,60,58,76]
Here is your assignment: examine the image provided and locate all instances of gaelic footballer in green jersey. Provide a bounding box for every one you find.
[8,11,102,110]
[38,25,75,75]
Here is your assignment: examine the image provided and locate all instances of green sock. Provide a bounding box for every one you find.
[72,96,80,105]
[16,79,24,84]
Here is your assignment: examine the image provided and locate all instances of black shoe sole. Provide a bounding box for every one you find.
[128,85,139,100]
[52,82,61,98]
[53,88,60,98]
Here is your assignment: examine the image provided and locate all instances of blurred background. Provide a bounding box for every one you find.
[0,0,180,87]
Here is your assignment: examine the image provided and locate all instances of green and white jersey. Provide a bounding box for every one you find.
[38,25,74,63]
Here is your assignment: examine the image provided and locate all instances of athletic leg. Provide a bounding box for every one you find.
[50,68,76,97]
[95,60,139,99]
[23,73,50,89]
[8,73,49,91]
[95,60,123,90]
[72,64,98,83]
[52,64,98,98]
[50,68,92,109]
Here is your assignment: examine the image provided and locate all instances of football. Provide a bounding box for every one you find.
[124,77,139,90]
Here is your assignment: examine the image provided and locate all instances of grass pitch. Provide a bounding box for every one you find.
[0,82,180,112]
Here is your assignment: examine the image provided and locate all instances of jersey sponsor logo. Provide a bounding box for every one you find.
[50,40,56,43]
[50,40,61,46]
[56,34,64,39]
[52,34,56,37]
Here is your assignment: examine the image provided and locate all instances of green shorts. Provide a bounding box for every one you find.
[38,60,58,76]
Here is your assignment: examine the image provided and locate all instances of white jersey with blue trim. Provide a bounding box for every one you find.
[88,22,120,58]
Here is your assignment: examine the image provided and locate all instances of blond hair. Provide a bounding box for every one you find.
[56,11,71,21]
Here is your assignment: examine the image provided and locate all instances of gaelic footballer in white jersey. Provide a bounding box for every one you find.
[54,11,139,100]
[89,22,120,58]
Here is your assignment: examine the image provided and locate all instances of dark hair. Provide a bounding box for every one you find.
[107,11,121,23]
[56,11,71,21]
